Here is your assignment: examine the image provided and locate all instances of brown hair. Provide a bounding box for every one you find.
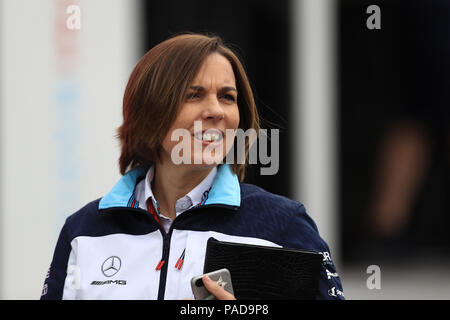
[117,33,259,182]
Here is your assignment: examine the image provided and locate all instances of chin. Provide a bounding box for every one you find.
[190,149,226,166]
[186,163,220,173]
[190,159,223,167]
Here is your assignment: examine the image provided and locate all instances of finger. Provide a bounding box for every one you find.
[202,275,236,300]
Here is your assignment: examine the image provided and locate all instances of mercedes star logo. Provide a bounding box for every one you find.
[101,256,121,277]
[216,276,228,289]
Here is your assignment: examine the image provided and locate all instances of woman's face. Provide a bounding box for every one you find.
[160,53,240,169]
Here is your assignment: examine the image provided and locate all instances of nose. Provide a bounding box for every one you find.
[202,95,224,120]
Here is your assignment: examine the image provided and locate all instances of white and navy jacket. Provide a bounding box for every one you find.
[41,164,344,300]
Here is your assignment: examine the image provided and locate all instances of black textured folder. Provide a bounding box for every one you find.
[203,237,323,300]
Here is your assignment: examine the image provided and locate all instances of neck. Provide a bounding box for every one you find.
[152,161,214,220]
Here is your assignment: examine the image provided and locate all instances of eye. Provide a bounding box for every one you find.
[220,94,236,102]
[186,92,201,100]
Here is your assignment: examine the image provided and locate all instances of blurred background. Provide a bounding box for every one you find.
[0,0,448,299]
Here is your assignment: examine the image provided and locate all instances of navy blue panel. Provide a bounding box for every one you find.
[64,199,161,242]
[173,183,322,251]
[40,224,72,299]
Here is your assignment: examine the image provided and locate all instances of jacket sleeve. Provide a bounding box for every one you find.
[282,203,345,300]
[40,222,72,300]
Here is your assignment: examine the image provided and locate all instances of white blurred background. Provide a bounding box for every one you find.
[0,0,140,299]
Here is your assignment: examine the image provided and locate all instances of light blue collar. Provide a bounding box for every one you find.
[98,164,241,210]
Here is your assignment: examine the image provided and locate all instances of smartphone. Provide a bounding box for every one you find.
[190,268,234,300]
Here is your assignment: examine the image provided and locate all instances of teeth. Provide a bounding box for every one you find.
[206,132,220,141]
[194,131,221,141]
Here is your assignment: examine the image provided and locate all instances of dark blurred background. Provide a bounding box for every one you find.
[339,0,450,264]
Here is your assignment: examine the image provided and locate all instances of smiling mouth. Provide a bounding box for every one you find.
[193,130,224,142]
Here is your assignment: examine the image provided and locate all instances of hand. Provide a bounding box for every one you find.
[202,275,236,300]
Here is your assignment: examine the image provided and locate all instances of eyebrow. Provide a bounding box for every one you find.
[189,85,237,93]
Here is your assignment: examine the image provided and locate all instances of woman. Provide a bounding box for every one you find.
[41,33,344,300]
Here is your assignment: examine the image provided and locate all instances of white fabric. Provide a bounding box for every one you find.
[63,231,163,300]
[62,230,280,300]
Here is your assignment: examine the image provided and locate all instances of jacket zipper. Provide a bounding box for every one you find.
[156,228,172,300]
[154,203,238,300]
[102,203,239,300]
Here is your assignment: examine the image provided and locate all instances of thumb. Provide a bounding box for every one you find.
[202,275,236,300]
